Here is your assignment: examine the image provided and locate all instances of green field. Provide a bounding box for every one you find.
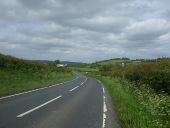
[95,59,131,65]
[0,54,75,97]
[71,66,98,73]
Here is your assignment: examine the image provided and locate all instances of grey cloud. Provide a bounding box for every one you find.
[0,0,170,62]
[61,16,130,33]
[19,0,47,9]
[124,19,170,41]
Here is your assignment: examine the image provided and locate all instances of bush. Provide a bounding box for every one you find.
[124,61,170,94]
[99,60,170,94]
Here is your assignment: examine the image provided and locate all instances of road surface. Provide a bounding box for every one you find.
[0,72,119,128]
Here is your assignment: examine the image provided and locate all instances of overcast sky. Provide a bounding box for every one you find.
[0,0,170,62]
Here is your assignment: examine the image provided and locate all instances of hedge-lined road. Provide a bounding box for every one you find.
[0,72,119,128]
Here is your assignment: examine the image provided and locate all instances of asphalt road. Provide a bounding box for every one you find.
[0,72,119,128]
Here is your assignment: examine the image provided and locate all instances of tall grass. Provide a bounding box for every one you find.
[98,76,170,128]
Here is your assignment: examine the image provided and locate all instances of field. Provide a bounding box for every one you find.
[71,66,98,73]
[0,54,75,97]
[82,58,170,128]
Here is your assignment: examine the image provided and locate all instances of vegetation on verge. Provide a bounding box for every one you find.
[97,77,170,128]
[79,58,170,128]
[0,54,75,97]
[96,58,170,94]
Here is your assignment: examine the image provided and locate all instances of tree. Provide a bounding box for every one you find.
[53,60,60,65]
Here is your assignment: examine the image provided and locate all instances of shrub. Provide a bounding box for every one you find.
[99,60,170,94]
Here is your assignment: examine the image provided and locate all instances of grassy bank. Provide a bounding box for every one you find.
[95,76,170,128]
[83,58,170,128]
[0,54,75,97]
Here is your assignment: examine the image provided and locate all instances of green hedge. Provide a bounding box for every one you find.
[100,61,170,94]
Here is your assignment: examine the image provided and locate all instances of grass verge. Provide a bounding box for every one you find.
[95,76,170,128]
[0,69,75,97]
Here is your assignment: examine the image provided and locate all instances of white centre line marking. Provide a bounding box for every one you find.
[69,86,79,92]
[80,77,88,86]
[84,78,87,83]
[17,95,62,118]
[102,87,107,128]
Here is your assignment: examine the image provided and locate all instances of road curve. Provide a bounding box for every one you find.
[0,72,119,128]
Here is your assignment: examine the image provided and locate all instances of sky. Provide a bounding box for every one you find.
[0,0,170,63]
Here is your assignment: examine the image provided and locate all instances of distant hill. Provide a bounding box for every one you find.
[94,58,132,65]
[91,57,170,67]
[61,61,86,66]
[32,60,53,64]
[33,60,86,66]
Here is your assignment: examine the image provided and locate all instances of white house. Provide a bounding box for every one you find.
[56,64,67,67]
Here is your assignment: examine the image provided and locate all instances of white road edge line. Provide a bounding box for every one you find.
[69,86,79,92]
[0,77,78,100]
[102,87,107,128]
[80,78,107,128]
[17,95,62,118]
[98,80,102,84]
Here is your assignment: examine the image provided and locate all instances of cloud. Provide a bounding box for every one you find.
[125,19,170,41]
[0,0,170,62]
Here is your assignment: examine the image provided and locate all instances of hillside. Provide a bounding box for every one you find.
[93,57,170,66]
[33,60,86,66]
[0,54,74,97]
[61,61,87,66]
